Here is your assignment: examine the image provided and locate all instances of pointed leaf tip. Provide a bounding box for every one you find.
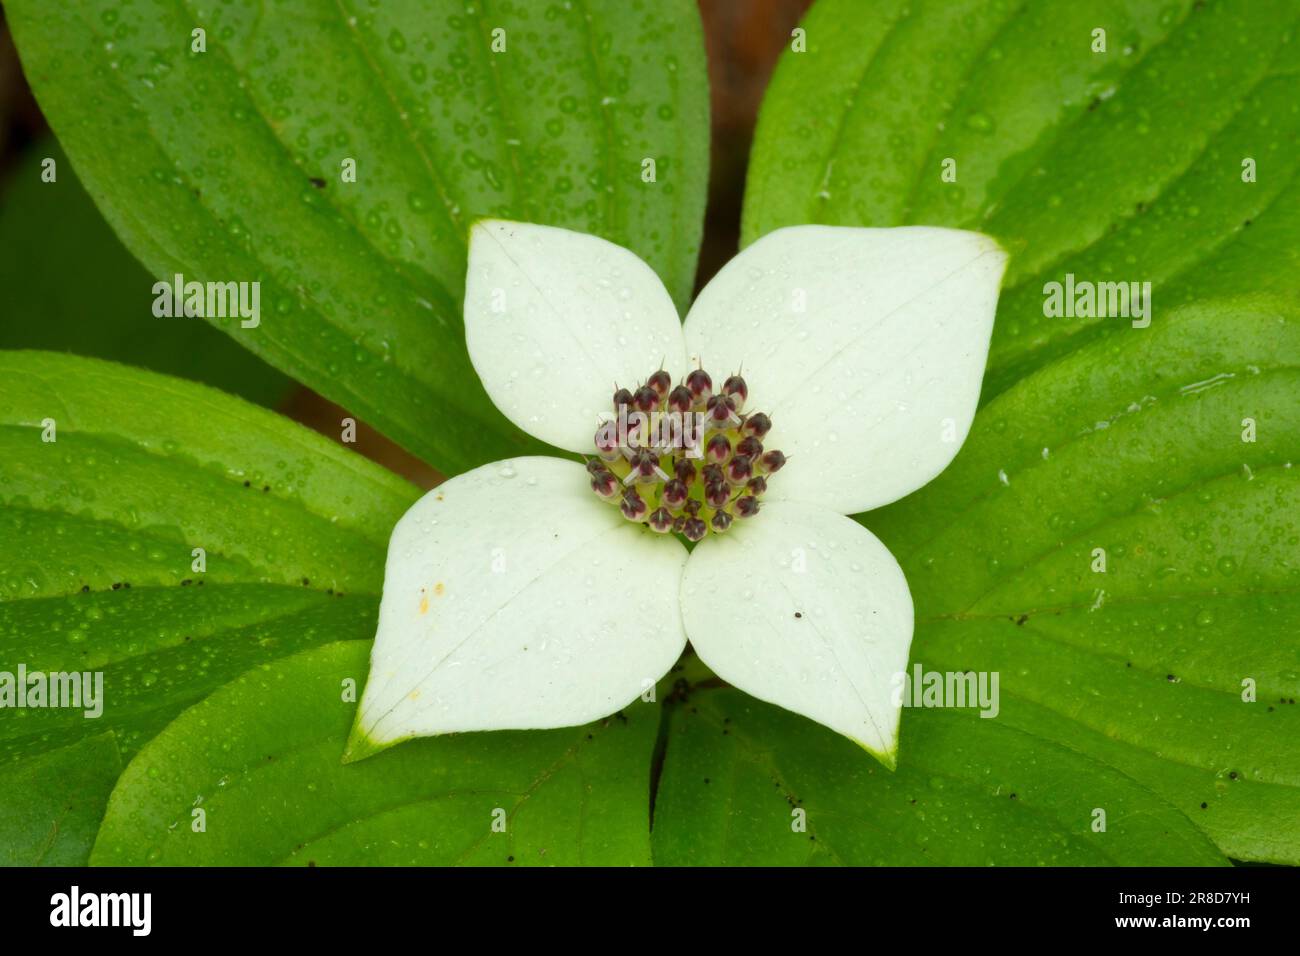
[340,722,393,765]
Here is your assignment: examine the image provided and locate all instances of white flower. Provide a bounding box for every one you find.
[344,220,1006,768]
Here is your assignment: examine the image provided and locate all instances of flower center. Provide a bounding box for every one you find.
[587,366,785,542]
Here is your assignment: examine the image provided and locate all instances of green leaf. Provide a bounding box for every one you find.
[870,296,1300,864]
[0,351,419,862]
[0,734,122,867]
[652,687,1226,865]
[6,0,710,473]
[91,641,658,865]
[0,141,292,407]
[742,0,1300,863]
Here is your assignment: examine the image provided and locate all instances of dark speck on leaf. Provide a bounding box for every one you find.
[181,579,192,587]
[243,480,251,487]
[80,585,90,593]
[794,612,802,619]
[262,485,270,493]
[1200,802,1208,809]
[1229,771,1238,780]
[507,855,515,862]
[1015,614,1028,626]
[704,778,710,784]
[302,577,310,586]
[309,177,326,189]
[1166,674,1176,682]
[111,582,121,590]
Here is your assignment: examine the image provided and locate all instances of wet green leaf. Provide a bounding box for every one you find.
[6,0,710,473]
[870,296,1300,864]
[92,642,657,865]
[652,688,1226,865]
[0,734,122,867]
[0,351,418,863]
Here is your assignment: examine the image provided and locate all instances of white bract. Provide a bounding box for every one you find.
[345,220,1006,768]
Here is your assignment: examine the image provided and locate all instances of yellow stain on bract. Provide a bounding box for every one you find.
[419,587,429,615]
[434,581,445,596]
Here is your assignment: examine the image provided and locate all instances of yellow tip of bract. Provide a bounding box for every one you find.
[466,216,515,247]
[340,721,392,765]
[856,737,898,772]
